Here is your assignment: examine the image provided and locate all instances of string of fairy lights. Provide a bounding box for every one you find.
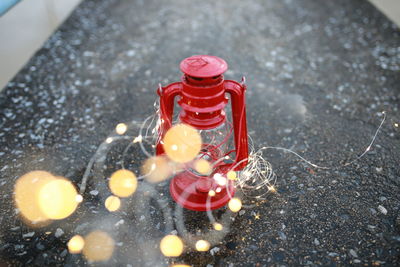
[11,106,387,265]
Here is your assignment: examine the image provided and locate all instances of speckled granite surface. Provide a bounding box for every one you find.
[0,0,399,266]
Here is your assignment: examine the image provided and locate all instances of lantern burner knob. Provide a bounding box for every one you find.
[180,55,228,78]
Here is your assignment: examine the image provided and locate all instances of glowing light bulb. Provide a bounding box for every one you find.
[208,190,216,197]
[105,137,113,144]
[75,194,83,203]
[228,198,242,213]
[83,231,114,262]
[133,135,142,143]
[227,171,237,180]
[14,170,55,224]
[115,123,127,135]
[68,235,85,254]
[141,156,171,183]
[105,196,121,212]
[163,124,202,163]
[38,178,79,220]
[243,170,251,178]
[160,235,184,257]
[194,159,212,175]
[109,169,137,197]
[195,240,210,251]
[267,185,277,193]
[213,223,223,231]
[213,173,227,186]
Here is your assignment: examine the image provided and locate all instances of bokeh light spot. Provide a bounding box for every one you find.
[38,178,79,220]
[141,156,172,183]
[105,195,121,212]
[68,235,85,254]
[163,124,202,163]
[227,171,237,180]
[208,190,216,197]
[213,223,223,231]
[195,240,210,252]
[160,235,184,257]
[109,169,137,197]
[115,123,127,135]
[194,159,212,175]
[228,198,242,213]
[14,170,55,224]
[83,231,114,262]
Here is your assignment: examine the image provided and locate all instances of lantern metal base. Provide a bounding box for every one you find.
[169,170,235,211]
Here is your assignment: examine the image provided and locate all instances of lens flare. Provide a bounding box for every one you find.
[227,170,237,180]
[68,235,85,254]
[194,159,212,175]
[213,222,223,231]
[14,171,55,224]
[83,231,114,262]
[228,198,242,213]
[115,123,127,135]
[163,124,202,163]
[160,235,184,257]
[38,178,79,220]
[105,195,121,212]
[141,156,172,183]
[195,240,210,252]
[109,169,137,197]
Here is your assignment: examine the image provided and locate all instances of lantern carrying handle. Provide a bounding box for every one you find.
[224,78,249,170]
[156,82,182,155]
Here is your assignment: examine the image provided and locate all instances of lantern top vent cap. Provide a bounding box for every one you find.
[180,55,228,78]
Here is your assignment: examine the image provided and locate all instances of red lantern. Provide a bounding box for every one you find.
[156,55,248,211]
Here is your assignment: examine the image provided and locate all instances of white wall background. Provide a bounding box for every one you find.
[0,0,81,90]
[370,0,400,26]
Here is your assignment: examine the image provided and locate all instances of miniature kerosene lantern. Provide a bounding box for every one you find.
[156,55,248,211]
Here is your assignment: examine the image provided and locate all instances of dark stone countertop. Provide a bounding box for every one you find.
[0,0,399,266]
